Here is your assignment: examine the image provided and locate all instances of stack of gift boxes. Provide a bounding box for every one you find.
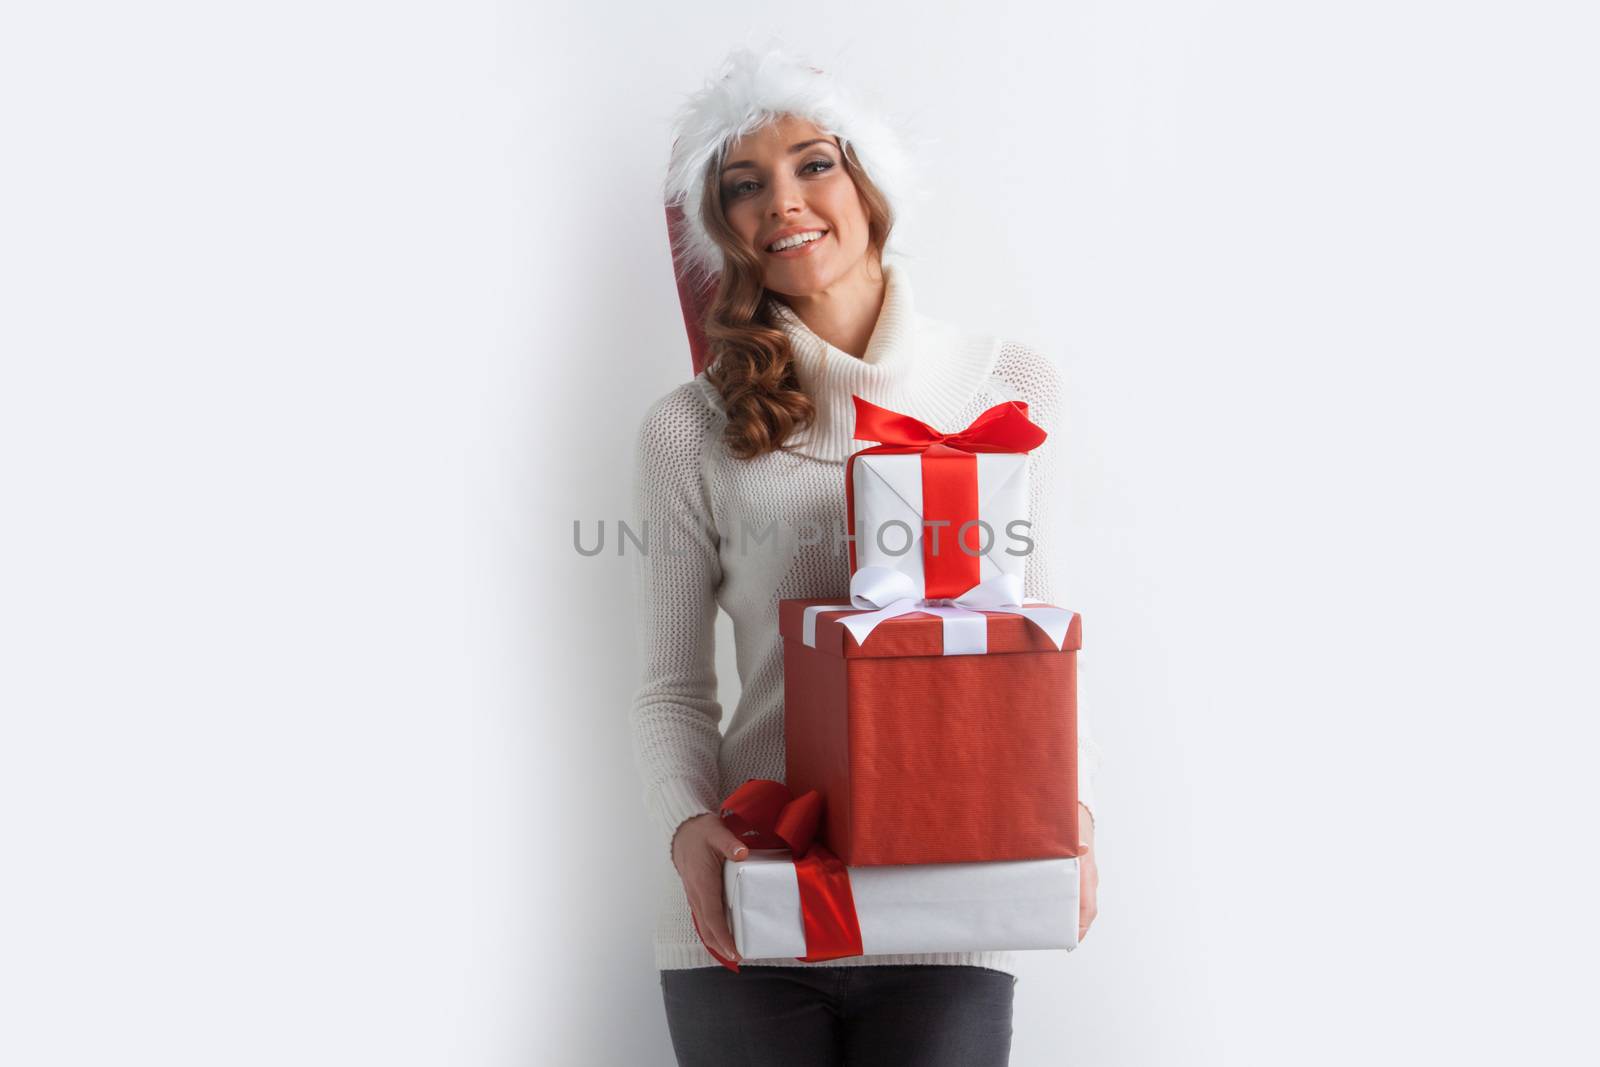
[703,396,1085,970]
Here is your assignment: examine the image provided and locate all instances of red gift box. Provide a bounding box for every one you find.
[779,597,1082,867]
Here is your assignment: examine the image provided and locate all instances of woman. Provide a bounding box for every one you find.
[631,45,1101,1067]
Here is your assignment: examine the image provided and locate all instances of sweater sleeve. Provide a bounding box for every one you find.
[993,343,1104,822]
[627,383,726,857]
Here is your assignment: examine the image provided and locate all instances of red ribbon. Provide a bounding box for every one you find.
[846,396,1048,598]
[691,779,864,973]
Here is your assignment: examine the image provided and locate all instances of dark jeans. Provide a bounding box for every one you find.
[659,964,1016,1067]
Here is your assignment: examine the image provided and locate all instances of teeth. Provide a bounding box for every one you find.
[767,230,824,252]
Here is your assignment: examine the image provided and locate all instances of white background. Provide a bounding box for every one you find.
[3,2,1598,1064]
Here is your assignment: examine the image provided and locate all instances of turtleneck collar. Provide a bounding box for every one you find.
[764,257,1001,462]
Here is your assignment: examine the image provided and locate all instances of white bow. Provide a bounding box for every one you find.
[799,566,1076,656]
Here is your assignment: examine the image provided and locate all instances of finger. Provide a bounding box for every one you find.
[692,890,738,960]
[703,908,740,962]
[687,880,740,960]
[687,892,737,960]
[711,825,750,862]
[691,906,738,964]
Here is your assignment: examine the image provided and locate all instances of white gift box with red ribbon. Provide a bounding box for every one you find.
[724,850,1080,960]
[850,452,1031,600]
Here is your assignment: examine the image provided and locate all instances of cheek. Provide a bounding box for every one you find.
[724,203,758,243]
[824,186,868,234]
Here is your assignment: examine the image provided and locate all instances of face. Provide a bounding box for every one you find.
[718,114,874,297]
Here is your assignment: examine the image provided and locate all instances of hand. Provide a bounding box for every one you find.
[671,812,749,962]
[1077,802,1099,942]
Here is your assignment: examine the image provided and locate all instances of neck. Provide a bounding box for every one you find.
[760,257,1004,463]
[770,255,887,360]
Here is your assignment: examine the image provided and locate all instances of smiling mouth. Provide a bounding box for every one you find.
[765,230,828,254]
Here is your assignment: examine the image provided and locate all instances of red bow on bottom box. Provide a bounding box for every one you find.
[690,779,864,973]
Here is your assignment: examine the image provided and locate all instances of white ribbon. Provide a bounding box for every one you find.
[801,602,857,647]
[798,566,1076,656]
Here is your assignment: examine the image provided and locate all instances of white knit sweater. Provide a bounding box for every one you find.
[629,257,1101,975]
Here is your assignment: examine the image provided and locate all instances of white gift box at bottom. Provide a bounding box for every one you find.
[724,849,1080,959]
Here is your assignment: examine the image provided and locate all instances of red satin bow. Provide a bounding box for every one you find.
[846,396,1047,598]
[851,395,1048,454]
[691,779,864,973]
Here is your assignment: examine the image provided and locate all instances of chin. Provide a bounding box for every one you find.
[764,257,843,298]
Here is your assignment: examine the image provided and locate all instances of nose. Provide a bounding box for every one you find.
[765,170,806,218]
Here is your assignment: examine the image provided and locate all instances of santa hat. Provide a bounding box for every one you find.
[662,42,927,374]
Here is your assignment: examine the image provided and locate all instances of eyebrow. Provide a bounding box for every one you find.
[721,139,836,175]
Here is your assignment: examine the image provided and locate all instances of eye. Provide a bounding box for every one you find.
[803,158,834,175]
[728,179,758,197]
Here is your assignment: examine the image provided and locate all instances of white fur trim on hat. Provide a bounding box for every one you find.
[663,42,927,286]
